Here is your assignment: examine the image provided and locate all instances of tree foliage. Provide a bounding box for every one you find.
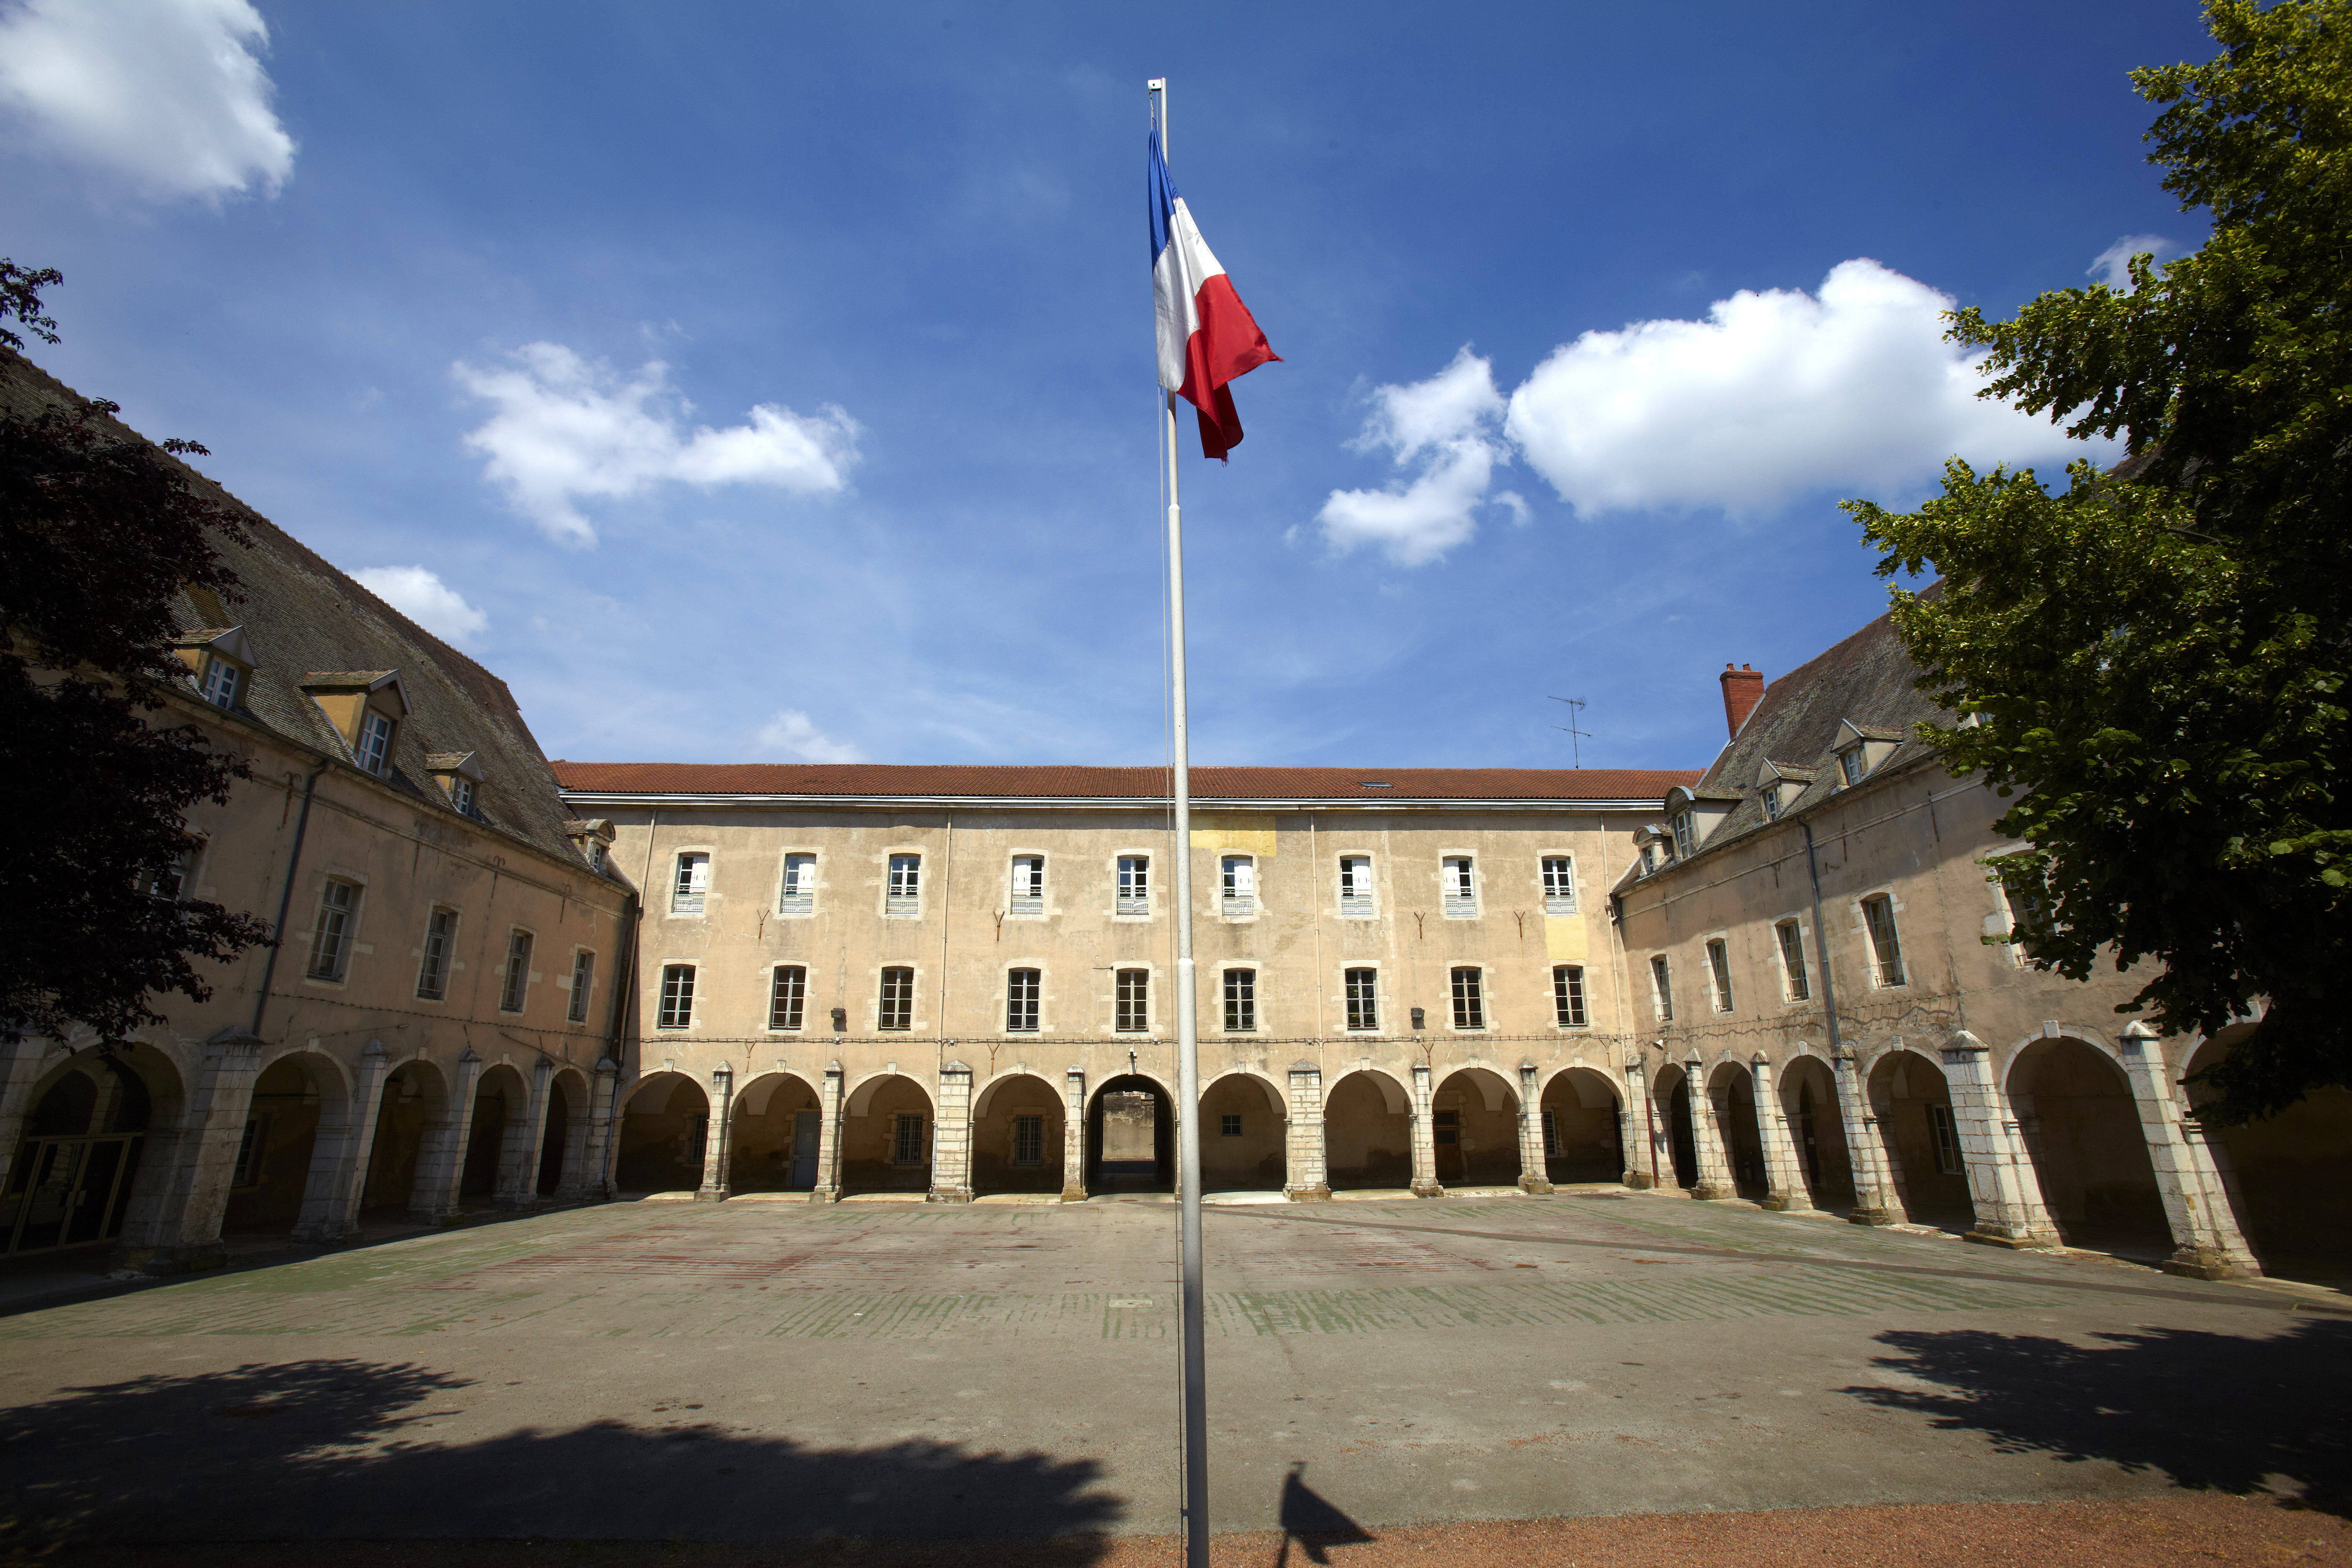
[1846,0,2351,1124]
[1,268,276,1046]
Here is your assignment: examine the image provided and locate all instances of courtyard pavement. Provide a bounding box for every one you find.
[0,1188,2343,1556]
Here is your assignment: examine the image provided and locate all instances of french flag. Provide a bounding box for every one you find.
[1150,130,1279,461]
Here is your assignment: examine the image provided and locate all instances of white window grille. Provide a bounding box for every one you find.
[1839,748,1866,787]
[1862,895,1906,986]
[1222,968,1256,1032]
[1344,967,1378,1032]
[658,964,695,1028]
[769,965,806,1030]
[308,880,359,981]
[1338,855,1374,917]
[1449,967,1485,1029]
[1707,939,1734,1012]
[415,908,457,1001]
[1763,782,1783,820]
[1220,856,1256,917]
[891,1112,927,1165]
[499,929,534,1013]
[1013,1114,1044,1166]
[1553,965,1586,1027]
[1442,856,1478,918]
[1540,856,1576,915]
[1777,921,1810,1000]
[198,655,239,708]
[355,710,395,776]
[672,852,709,914]
[1651,955,1674,1022]
[1006,968,1041,1032]
[879,966,915,1030]
[1117,855,1150,915]
[568,949,595,1023]
[1008,855,1045,918]
[1640,842,1659,876]
[1115,968,1149,1033]
[587,840,607,874]
[778,853,816,914]
[1672,812,1697,859]
[886,854,922,917]
[449,776,476,817]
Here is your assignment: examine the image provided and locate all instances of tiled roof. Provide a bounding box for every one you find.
[551,761,1695,803]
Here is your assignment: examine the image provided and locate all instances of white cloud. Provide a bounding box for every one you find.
[454,343,861,547]
[754,708,867,763]
[1318,347,1514,566]
[1501,258,2105,518]
[0,0,294,200]
[352,565,491,649]
[2088,233,2182,291]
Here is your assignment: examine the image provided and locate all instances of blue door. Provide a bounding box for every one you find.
[791,1111,820,1189]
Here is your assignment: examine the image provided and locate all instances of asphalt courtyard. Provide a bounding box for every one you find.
[1,1189,2345,1562]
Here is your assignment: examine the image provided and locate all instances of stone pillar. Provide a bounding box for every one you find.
[552,1070,596,1204]
[112,1028,263,1274]
[0,1037,57,1194]
[1060,1067,1087,1201]
[495,1059,556,1211]
[931,1060,974,1202]
[574,1057,620,1202]
[1516,1061,1552,1195]
[2117,1026,2259,1279]
[1284,1060,1331,1201]
[1683,1054,1735,1200]
[696,1064,734,1202]
[293,1039,389,1243]
[1834,1048,1903,1225]
[410,1048,484,1224]
[1749,1055,1810,1212]
[1939,1032,2059,1249]
[1408,1062,1442,1197]
[809,1061,844,1203]
[1621,1059,1657,1188]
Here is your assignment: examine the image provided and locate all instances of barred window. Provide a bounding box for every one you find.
[892,1112,926,1165]
[1777,920,1810,1000]
[308,879,360,981]
[499,929,534,1013]
[1542,1107,1560,1156]
[658,964,695,1029]
[1552,964,1586,1027]
[1220,1113,1242,1137]
[1344,967,1378,1032]
[1862,895,1906,987]
[769,964,806,1030]
[567,949,595,1023]
[1927,1104,1963,1175]
[1006,968,1041,1032]
[1222,968,1256,1033]
[879,966,915,1031]
[1013,1114,1044,1166]
[1449,967,1485,1029]
[1540,856,1576,914]
[415,907,457,1001]
[1115,968,1150,1033]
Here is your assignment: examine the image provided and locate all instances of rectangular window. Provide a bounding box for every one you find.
[1006,967,1040,1032]
[1117,855,1150,915]
[1672,812,1697,859]
[1541,856,1577,915]
[1220,855,1256,916]
[1442,856,1477,917]
[1862,895,1906,986]
[1640,842,1659,876]
[658,964,696,1029]
[892,1112,926,1165]
[308,879,359,981]
[672,851,710,914]
[587,840,607,874]
[1434,1108,1458,1146]
[1013,1114,1044,1166]
[1927,1103,1963,1175]
[1542,1107,1560,1156]
[879,966,915,1031]
[1552,965,1587,1027]
[769,964,807,1030]
[1777,920,1810,1001]
[415,907,457,1000]
[1344,967,1379,1032]
[778,853,816,914]
[1651,954,1674,1022]
[1338,855,1374,916]
[1763,782,1783,820]
[1008,854,1044,917]
[499,929,534,1013]
[1707,938,1734,1013]
[1449,967,1485,1029]
[567,949,595,1023]
[232,1114,268,1187]
[886,854,922,916]
[199,655,239,708]
[1220,1113,1243,1137]
[1222,968,1256,1032]
[356,709,395,776]
[1840,748,1866,787]
[1115,968,1150,1033]
[144,844,192,900]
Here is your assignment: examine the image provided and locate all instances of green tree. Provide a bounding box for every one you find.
[1847,0,2350,1124]
[1,263,276,1047]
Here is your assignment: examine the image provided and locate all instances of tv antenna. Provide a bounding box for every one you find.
[1548,695,1591,767]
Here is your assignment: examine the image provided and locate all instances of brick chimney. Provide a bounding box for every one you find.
[1720,662,1764,738]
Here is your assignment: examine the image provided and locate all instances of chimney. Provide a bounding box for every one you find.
[1720,662,1764,738]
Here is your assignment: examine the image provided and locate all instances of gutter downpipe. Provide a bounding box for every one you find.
[1800,821,1844,1063]
[250,762,329,1039]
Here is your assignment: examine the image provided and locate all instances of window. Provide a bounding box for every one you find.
[879,966,915,1030]
[232,1114,268,1187]
[1013,1114,1044,1166]
[1449,967,1485,1029]
[449,776,477,817]
[415,907,458,1001]
[1640,842,1659,876]
[1008,855,1044,917]
[1763,782,1783,820]
[1927,1104,1963,1175]
[1706,939,1734,1013]
[1542,1108,1560,1157]
[892,1112,926,1165]
[672,851,710,915]
[1777,920,1811,1001]
[498,930,534,1013]
[1650,954,1674,1022]
[1220,855,1256,916]
[1222,968,1256,1032]
[308,879,359,981]
[778,853,816,913]
[1442,856,1477,917]
[355,710,395,776]
[1839,748,1866,787]
[1672,812,1697,859]
[143,843,193,900]
[1862,895,1906,986]
[1552,965,1587,1027]
[658,964,696,1028]
[886,854,922,916]
[587,840,607,875]
[198,654,240,708]
[1344,967,1379,1032]
[568,949,596,1023]
[1006,968,1040,1032]
[1117,855,1150,915]
[1115,968,1150,1033]
[1541,856,1576,915]
[1338,855,1374,916]
[1220,1113,1243,1137]
[769,964,806,1030]
[1434,1108,1458,1146]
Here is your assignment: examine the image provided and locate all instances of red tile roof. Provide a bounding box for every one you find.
[550,761,1694,802]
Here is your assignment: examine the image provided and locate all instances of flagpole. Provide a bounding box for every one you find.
[1149,72,1210,1568]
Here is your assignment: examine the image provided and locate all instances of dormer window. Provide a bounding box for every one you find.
[302,670,410,780]
[1640,842,1659,875]
[173,627,257,709]
[1671,811,1697,858]
[449,776,476,815]
[564,817,616,875]
[1839,747,1865,787]
[356,711,395,775]
[1763,783,1782,820]
[198,655,240,708]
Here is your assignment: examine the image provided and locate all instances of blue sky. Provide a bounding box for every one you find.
[2,0,2214,773]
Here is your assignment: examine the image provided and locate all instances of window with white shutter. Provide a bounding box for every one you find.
[1116,856,1150,916]
[1541,856,1577,915]
[1442,857,1478,918]
[1337,856,1374,917]
[1220,856,1256,917]
[1008,855,1044,919]
[886,855,922,917]
[778,853,816,914]
[672,852,710,915]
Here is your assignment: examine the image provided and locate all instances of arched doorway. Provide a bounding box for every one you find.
[728,1072,825,1193]
[535,1073,574,1199]
[1710,1063,1769,1200]
[841,1074,935,1195]
[1200,1073,1285,1192]
[615,1073,709,1194]
[1868,1048,1970,1227]
[2184,1033,2352,1282]
[1539,1068,1623,1185]
[2009,1037,2169,1251]
[1431,1068,1519,1187]
[1322,1070,1411,1191]
[460,1064,528,1203]
[969,1073,1065,1197]
[3,1053,154,1256]
[362,1059,444,1220]
[1657,1066,1699,1189]
[1086,1074,1172,1194]
[222,1052,346,1236]
[1779,1055,1855,1208]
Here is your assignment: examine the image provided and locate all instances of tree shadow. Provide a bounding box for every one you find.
[0,1359,1123,1558]
[1275,1460,1375,1565]
[1841,1317,2352,1514]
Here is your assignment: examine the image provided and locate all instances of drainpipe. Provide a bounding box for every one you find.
[251,762,330,1039]
[1800,822,1844,1062]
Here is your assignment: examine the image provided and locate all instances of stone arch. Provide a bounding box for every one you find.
[614,1070,709,1195]
[1321,1069,1411,1191]
[839,1073,934,1196]
[2007,1035,2169,1251]
[362,1057,446,1217]
[1652,1060,1700,1190]
[538,1066,591,1199]
[5,1047,168,1257]
[1431,1067,1520,1188]
[968,1071,1065,1197]
[1777,1050,1854,1207]
[1866,1046,1970,1225]
[460,1063,531,1202]
[222,1049,350,1235]
[727,1071,824,1194]
[1199,1070,1285,1193]
[1707,1061,1770,1201]
[1539,1065,1623,1185]
[1086,1073,1173,1194]
[2182,1028,2352,1282]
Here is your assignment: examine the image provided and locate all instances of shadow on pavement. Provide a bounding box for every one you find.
[1842,1317,2352,1514]
[1276,1461,1375,1565]
[0,1359,1124,1557]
